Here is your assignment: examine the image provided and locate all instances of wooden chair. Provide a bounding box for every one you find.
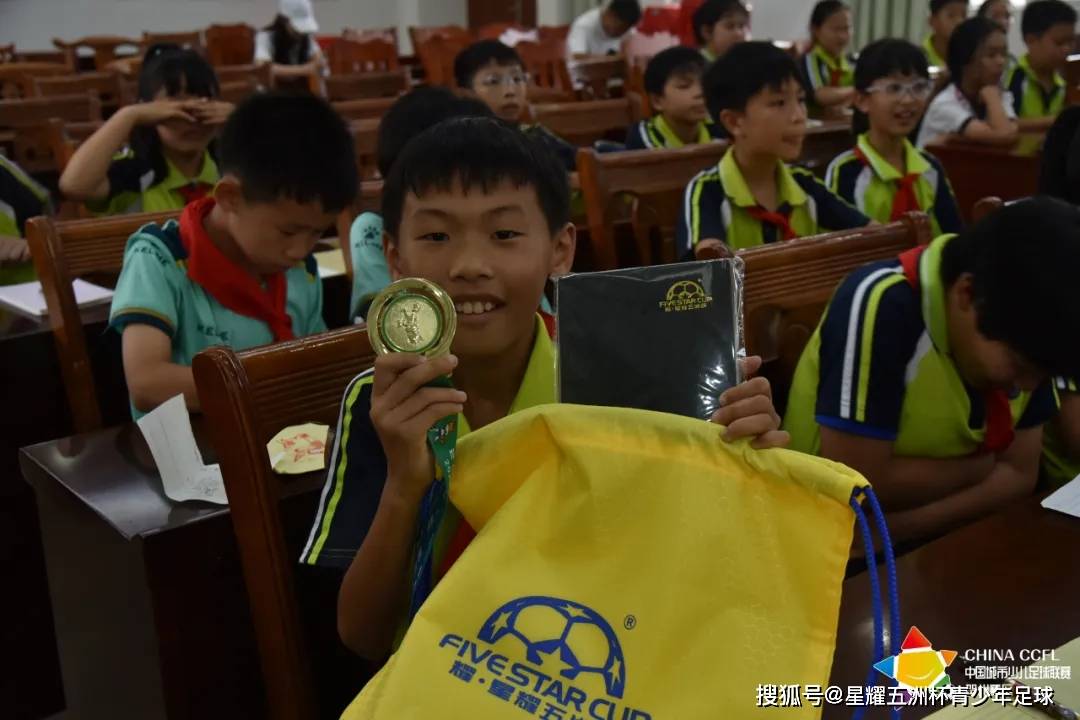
[408,25,472,50]
[342,27,399,48]
[34,71,134,110]
[0,43,15,63]
[324,71,408,102]
[25,211,178,432]
[142,30,204,53]
[333,96,397,122]
[191,327,376,720]
[350,119,380,180]
[738,213,932,404]
[53,36,141,71]
[337,180,385,281]
[566,56,627,100]
[577,143,729,269]
[0,62,71,99]
[326,37,400,74]
[219,80,263,105]
[800,120,855,177]
[0,94,103,172]
[539,25,571,42]
[44,117,103,173]
[205,23,256,66]
[14,50,72,67]
[475,23,527,40]
[413,34,472,87]
[516,38,572,92]
[528,96,638,147]
[215,63,274,91]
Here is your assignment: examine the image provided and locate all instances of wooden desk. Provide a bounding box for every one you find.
[828,496,1080,718]
[925,133,1044,223]
[801,119,854,178]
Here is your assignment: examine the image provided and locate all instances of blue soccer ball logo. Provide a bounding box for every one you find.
[478,596,626,698]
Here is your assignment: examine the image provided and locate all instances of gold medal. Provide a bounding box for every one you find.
[368,278,456,357]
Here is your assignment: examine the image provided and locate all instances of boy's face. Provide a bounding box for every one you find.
[705,11,750,57]
[600,9,633,39]
[1026,23,1076,73]
[469,60,528,123]
[386,178,575,360]
[652,71,709,125]
[216,178,338,275]
[973,30,1009,87]
[815,9,853,58]
[948,275,1046,392]
[720,77,807,162]
[929,2,969,41]
[854,72,932,138]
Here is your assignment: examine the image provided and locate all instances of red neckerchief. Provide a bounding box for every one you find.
[898,245,1014,453]
[854,146,922,222]
[179,196,295,342]
[830,68,844,86]
[436,312,558,579]
[746,205,798,242]
[176,181,214,206]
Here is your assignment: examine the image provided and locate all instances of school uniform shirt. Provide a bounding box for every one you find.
[922,35,946,68]
[916,83,1017,148]
[299,314,556,571]
[89,150,220,215]
[348,212,390,321]
[783,233,1055,457]
[803,44,854,94]
[0,155,51,285]
[623,113,725,150]
[826,133,963,236]
[1042,377,1079,488]
[1005,54,1065,119]
[567,7,625,56]
[109,216,326,419]
[675,148,870,257]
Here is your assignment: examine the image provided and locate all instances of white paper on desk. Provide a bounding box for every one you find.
[0,279,113,318]
[1041,473,1080,518]
[136,394,228,505]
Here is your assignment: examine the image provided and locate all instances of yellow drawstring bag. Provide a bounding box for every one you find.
[342,404,898,719]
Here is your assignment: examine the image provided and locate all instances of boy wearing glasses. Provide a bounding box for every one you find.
[826,38,963,235]
[454,40,578,170]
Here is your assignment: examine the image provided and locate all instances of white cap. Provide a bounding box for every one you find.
[279,0,318,34]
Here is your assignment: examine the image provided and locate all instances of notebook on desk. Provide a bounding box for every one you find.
[0,279,113,319]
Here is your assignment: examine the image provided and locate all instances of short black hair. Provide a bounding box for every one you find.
[376,87,493,178]
[453,40,523,89]
[692,0,750,47]
[382,116,570,238]
[219,92,357,213]
[930,0,969,15]
[947,16,1003,82]
[976,0,1007,18]
[940,196,1080,377]
[1021,0,1077,37]
[703,41,803,118]
[851,38,929,134]
[1038,105,1080,204]
[810,0,850,29]
[644,46,707,96]
[606,0,643,28]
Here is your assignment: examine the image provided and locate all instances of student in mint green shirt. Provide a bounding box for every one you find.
[110,92,357,418]
[60,45,232,215]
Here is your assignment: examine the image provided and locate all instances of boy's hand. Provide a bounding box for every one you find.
[710,355,790,450]
[979,84,1004,105]
[0,236,30,265]
[370,353,467,506]
[187,99,235,127]
[130,99,198,126]
[694,238,732,260]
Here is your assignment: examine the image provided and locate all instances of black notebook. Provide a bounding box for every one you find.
[555,260,743,420]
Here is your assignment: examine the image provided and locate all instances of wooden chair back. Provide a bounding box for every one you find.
[205,23,256,66]
[53,36,140,71]
[336,180,385,282]
[576,143,729,269]
[350,119,381,180]
[476,23,528,40]
[34,71,133,109]
[333,96,397,122]
[25,211,178,432]
[528,96,637,147]
[738,213,932,403]
[539,25,571,42]
[566,56,627,100]
[215,63,273,90]
[219,80,262,105]
[44,117,103,174]
[343,27,399,48]
[0,44,15,63]
[515,38,572,92]
[327,37,400,74]
[14,50,72,67]
[191,327,376,720]
[0,93,103,172]
[324,70,408,102]
[0,62,71,99]
[800,120,855,177]
[408,25,473,49]
[142,30,204,53]
[413,33,472,87]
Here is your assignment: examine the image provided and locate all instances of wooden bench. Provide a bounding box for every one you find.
[528,96,639,147]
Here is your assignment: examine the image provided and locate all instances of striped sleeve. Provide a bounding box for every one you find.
[299,370,387,568]
[1017,380,1057,429]
[923,151,963,234]
[623,121,650,150]
[814,262,923,439]
[803,53,824,91]
[825,150,862,206]
[675,167,727,259]
[795,168,870,232]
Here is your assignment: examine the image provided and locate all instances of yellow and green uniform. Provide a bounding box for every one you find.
[701,47,718,63]
[1042,377,1080,488]
[825,133,963,236]
[803,44,854,94]
[676,147,869,257]
[624,113,725,150]
[783,233,1055,456]
[0,155,51,285]
[89,149,220,215]
[923,34,946,68]
[1005,54,1066,119]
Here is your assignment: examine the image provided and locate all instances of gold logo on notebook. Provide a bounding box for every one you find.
[659,279,713,313]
